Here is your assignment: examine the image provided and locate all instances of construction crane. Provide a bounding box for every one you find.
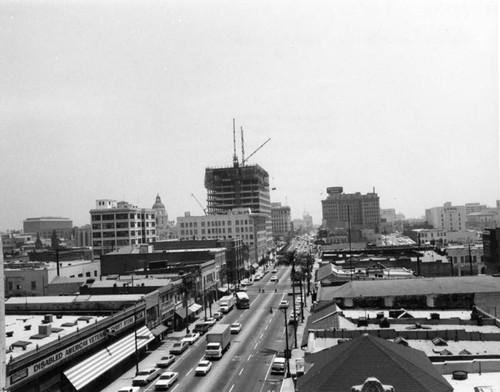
[241,137,271,166]
[191,193,207,215]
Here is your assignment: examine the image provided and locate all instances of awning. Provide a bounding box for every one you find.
[150,324,168,336]
[64,326,154,391]
[175,306,194,319]
[189,303,202,313]
[218,287,228,293]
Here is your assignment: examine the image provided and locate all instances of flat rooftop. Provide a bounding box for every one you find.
[6,314,106,360]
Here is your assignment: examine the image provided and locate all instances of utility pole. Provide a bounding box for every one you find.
[468,243,474,276]
[290,252,298,348]
[348,205,352,281]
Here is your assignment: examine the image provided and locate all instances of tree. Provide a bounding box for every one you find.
[51,230,60,249]
[35,233,43,249]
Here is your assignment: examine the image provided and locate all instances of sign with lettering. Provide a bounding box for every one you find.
[7,329,108,388]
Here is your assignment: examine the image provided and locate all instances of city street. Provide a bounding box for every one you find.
[103,265,299,392]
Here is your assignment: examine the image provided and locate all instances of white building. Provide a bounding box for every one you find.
[152,194,171,240]
[177,208,268,264]
[425,202,466,232]
[90,200,157,256]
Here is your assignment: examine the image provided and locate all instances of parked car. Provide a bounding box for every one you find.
[279,300,289,309]
[182,332,200,345]
[169,341,189,355]
[156,354,175,368]
[132,367,162,386]
[118,387,140,392]
[212,312,223,321]
[230,322,242,334]
[204,317,216,326]
[288,314,298,324]
[193,323,211,335]
[154,371,178,391]
[195,360,213,376]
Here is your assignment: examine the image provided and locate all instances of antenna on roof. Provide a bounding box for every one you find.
[233,118,239,168]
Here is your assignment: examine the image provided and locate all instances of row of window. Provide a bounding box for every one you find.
[179,219,252,228]
[92,213,155,221]
[93,229,156,238]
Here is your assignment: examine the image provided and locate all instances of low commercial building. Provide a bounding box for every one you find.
[4,295,169,392]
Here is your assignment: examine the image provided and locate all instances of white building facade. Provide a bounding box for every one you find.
[90,200,157,256]
[425,202,466,232]
[177,208,268,264]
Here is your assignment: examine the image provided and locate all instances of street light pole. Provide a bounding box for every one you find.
[290,252,298,349]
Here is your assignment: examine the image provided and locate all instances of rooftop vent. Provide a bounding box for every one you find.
[452,370,468,380]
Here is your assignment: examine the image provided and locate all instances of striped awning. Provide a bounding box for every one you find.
[63,326,154,390]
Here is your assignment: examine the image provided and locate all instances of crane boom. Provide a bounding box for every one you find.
[191,193,207,215]
[241,138,271,166]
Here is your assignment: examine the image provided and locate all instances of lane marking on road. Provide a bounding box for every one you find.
[186,367,193,376]
[254,342,258,350]
[248,354,252,360]
[239,368,244,376]
[259,333,264,340]
[171,384,179,392]
[229,385,235,392]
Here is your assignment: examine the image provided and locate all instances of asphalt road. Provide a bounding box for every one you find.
[103,265,295,392]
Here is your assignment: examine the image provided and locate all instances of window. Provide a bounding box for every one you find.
[8,281,13,291]
[91,215,101,221]
[86,272,91,277]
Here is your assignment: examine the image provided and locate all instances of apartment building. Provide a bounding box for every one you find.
[271,202,291,239]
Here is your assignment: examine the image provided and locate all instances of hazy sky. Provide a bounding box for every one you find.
[1,0,498,230]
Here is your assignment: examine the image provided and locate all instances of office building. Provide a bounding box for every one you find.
[321,187,380,231]
[90,199,157,256]
[425,202,466,232]
[23,217,73,239]
[271,202,291,239]
[177,208,267,265]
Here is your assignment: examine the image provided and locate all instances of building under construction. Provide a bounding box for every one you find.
[203,120,273,252]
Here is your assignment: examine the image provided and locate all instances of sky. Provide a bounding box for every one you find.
[0,0,498,231]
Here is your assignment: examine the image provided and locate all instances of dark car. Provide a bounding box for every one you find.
[193,323,211,335]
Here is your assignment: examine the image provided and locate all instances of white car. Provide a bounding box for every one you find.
[118,387,140,392]
[154,371,178,391]
[230,322,242,334]
[270,276,278,282]
[271,269,278,273]
[204,317,216,326]
[156,354,175,368]
[132,367,162,386]
[181,332,200,345]
[195,360,213,376]
[279,300,289,309]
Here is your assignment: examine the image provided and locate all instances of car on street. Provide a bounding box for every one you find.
[154,371,178,390]
[279,300,289,309]
[270,276,278,282]
[204,317,216,326]
[169,341,189,355]
[271,269,278,273]
[156,354,175,368]
[193,323,211,335]
[181,332,200,345]
[195,360,213,376]
[230,322,242,334]
[254,275,262,281]
[132,367,162,386]
[288,313,298,324]
[118,387,140,392]
[212,311,223,320]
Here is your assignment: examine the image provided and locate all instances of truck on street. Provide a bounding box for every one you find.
[205,324,231,359]
[219,294,235,313]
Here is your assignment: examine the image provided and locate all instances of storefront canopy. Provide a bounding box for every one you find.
[63,326,154,391]
[189,303,202,313]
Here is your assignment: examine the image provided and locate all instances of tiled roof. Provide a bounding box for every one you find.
[318,276,500,301]
[297,334,453,392]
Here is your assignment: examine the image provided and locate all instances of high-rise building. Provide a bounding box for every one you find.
[205,164,272,248]
[321,187,380,231]
[23,217,73,239]
[90,200,157,256]
[271,202,291,239]
[0,240,5,391]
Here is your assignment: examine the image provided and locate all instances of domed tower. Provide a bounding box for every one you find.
[152,194,169,239]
